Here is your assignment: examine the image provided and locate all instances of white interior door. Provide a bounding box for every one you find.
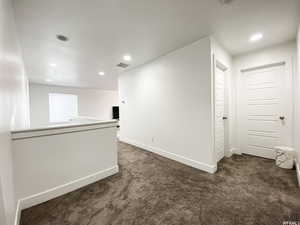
[215,66,226,162]
[240,63,291,159]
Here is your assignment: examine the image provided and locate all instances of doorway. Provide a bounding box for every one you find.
[238,62,293,159]
[214,61,228,162]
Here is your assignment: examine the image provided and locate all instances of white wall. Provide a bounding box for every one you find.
[233,41,297,153]
[0,0,30,224]
[29,83,118,127]
[119,37,217,173]
[295,25,300,164]
[12,122,118,209]
[0,184,6,225]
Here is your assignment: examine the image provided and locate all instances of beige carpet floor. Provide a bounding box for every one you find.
[20,142,300,225]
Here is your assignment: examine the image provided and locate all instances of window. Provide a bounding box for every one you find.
[49,93,78,123]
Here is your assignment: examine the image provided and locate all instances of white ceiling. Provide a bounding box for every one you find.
[14,0,300,90]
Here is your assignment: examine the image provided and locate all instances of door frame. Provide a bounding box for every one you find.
[236,57,294,158]
[212,55,230,165]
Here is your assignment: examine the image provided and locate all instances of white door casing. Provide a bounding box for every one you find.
[239,62,293,159]
[215,64,227,162]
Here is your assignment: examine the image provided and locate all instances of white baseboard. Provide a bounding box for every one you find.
[225,149,233,157]
[230,148,242,155]
[296,161,300,187]
[120,137,217,174]
[14,200,21,225]
[14,165,119,224]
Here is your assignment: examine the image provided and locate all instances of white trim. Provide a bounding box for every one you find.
[14,165,118,217]
[225,148,241,157]
[231,148,242,155]
[225,149,233,158]
[14,201,21,225]
[241,61,286,73]
[120,137,217,174]
[216,60,228,72]
[211,54,217,165]
[296,160,300,187]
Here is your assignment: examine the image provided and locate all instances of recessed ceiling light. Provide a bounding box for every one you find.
[49,63,57,67]
[250,33,263,42]
[56,34,69,42]
[123,55,132,61]
[46,79,52,82]
[98,72,105,76]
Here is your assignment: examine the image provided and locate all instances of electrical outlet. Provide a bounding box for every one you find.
[152,137,155,143]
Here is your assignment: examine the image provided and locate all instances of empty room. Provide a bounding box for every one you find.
[1,0,300,225]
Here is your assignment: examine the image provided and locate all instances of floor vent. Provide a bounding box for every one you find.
[117,63,129,68]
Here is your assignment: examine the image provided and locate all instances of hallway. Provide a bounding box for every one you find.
[21,142,300,225]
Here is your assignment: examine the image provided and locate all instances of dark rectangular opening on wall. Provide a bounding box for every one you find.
[112,106,119,120]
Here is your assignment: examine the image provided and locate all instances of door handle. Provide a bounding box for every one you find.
[222,117,228,120]
[279,116,285,120]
